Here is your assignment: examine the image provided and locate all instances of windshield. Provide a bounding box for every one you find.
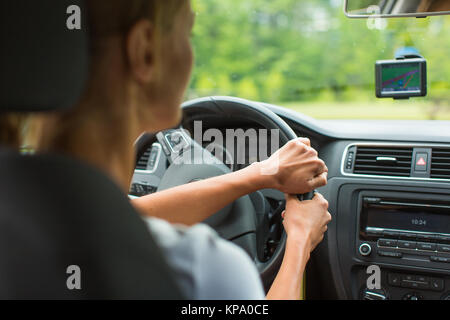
[188,0,450,120]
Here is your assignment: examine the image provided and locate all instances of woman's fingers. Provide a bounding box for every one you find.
[308,172,328,190]
[295,137,311,147]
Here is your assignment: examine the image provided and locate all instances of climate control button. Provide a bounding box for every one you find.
[431,278,444,292]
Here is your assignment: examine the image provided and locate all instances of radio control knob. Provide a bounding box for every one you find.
[359,243,372,256]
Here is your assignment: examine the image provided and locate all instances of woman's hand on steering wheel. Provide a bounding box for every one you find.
[255,137,328,195]
[282,193,332,252]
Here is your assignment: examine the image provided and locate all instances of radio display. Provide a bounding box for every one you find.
[364,203,450,235]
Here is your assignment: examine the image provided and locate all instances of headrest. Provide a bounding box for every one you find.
[0,0,89,112]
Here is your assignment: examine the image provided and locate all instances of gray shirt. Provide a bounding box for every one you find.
[145,217,266,300]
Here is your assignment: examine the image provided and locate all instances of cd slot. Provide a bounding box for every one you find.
[365,227,450,240]
[377,201,450,210]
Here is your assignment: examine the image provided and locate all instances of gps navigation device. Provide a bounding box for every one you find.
[375,58,427,99]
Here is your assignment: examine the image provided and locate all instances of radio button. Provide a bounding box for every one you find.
[435,235,450,243]
[378,250,402,258]
[430,256,450,263]
[378,239,397,247]
[437,244,450,253]
[416,233,437,241]
[398,240,416,249]
[417,242,437,251]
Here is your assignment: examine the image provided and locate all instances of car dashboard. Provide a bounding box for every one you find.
[269,104,450,300]
[131,101,450,300]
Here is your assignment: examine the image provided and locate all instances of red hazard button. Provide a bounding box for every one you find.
[417,157,426,166]
[414,153,428,171]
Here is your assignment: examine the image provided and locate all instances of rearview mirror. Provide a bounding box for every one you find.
[345,0,450,18]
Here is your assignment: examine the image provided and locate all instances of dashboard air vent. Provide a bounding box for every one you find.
[431,148,450,179]
[354,146,413,177]
[136,147,152,170]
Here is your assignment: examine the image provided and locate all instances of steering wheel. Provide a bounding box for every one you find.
[135,96,314,289]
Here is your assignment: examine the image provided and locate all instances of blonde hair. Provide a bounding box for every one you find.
[24,0,188,153]
[84,0,187,82]
[87,0,186,53]
[2,1,186,149]
[417,0,434,12]
[0,114,27,149]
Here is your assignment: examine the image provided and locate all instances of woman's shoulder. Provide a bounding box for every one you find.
[145,216,218,247]
[145,217,249,267]
[145,217,265,300]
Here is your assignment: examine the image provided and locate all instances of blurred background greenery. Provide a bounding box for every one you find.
[187,0,450,120]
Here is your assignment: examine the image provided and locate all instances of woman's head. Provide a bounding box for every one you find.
[30,0,195,189]
[85,0,194,132]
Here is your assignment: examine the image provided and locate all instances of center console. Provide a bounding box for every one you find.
[357,192,450,299]
[358,194,450,264]
[332,183,450,300]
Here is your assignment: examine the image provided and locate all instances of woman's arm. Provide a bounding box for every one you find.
[133,162,268,225]
[132,138,328,225]
[266,236,310,300]
[266,193,331,300]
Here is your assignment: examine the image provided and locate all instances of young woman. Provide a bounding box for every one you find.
[35,0,331,300]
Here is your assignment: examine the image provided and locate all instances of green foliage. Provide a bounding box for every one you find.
[188,0,450,119]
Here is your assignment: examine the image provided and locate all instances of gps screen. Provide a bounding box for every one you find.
[380,62,421,94]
